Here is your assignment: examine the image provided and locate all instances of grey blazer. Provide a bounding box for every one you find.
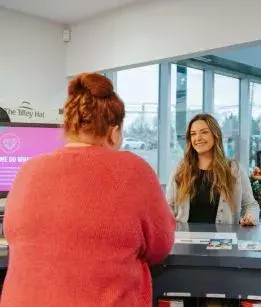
[166,161,260,224]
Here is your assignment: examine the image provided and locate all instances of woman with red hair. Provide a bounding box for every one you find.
[1,73,175,307]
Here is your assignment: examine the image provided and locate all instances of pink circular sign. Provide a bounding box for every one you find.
[0,133,21,154]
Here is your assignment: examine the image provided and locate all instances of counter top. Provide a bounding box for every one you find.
[163,223,261,269]
[1,223,261,271]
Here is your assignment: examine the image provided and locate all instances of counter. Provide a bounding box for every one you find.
[152,223,261,306]
[1,223,261,306]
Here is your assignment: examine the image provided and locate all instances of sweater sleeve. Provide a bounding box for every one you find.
[139,163,176,266]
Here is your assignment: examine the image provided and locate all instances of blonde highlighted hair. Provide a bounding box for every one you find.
[174,114,237,210]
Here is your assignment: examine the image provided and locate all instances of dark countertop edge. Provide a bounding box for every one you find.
[160,254,261,270]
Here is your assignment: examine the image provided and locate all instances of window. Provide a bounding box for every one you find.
[214,74,239,159]
[117,65,159,172]
[250,82,261,168]
[170,65,203,169]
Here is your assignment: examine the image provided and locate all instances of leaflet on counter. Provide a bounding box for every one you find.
[175,232,237,244]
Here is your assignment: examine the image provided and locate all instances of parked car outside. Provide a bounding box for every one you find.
[122,137,146,150]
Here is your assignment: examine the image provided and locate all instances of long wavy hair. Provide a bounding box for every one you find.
[174,113,237,210]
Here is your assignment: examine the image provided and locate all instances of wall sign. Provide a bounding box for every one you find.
[4,101,45,119]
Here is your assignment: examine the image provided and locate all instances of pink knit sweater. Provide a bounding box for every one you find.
[1,146,175,307]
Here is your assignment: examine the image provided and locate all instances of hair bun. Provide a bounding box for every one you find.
[68,73,114,98]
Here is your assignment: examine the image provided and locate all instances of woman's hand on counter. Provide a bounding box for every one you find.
[240,213,256,226]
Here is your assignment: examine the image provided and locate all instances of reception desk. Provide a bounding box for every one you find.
[151,223,261,306]
[0,224,261,306]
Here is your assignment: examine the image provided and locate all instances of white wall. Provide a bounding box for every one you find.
[0,8,67,123]
[66,0,261,75]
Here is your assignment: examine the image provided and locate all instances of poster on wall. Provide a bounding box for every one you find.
[0,125,64,192]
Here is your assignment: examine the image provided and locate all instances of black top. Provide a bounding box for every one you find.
[189,170,220,223]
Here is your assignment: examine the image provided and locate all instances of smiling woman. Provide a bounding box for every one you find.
[166,113,260,226]
[190,121,215,156]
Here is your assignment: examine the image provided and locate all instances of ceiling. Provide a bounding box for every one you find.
[212,44,261,70]
[0,0,148,24]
